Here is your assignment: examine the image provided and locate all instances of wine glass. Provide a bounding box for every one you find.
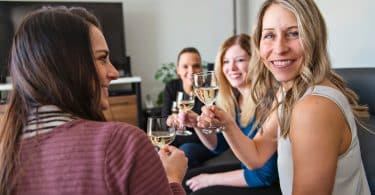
[147,116,176,149]
[193,71,222,134]
[175,91,195,136]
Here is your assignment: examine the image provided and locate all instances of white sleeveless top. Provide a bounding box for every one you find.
[277,85,370,195]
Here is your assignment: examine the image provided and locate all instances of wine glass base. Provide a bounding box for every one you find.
[176,130,193,136]
[201,126,224,134]
[202,129,214,135]
[216,126,225,133]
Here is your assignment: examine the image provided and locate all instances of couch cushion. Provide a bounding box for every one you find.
[334,68,375,194]
[203,149,240,167]
[358,116,375,194]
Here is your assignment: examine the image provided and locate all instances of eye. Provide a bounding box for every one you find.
[98,55,108,63]
[236,58,247,63]
[262,32,274,40]
[223,60,229,64]
[193,64,201,69]
[287,31,299,38]
[96,51,110,65]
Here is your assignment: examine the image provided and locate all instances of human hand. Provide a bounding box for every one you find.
[197,105,234,131]
[186,173,214,191]
[180,110,199,128]
[158,145,188,183]
[166,114,180,129]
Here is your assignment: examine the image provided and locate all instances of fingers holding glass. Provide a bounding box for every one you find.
[193,71,224,134]
[175,91,195,136]
[147,116,176,149]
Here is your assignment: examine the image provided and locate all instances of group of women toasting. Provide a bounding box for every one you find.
[168,0,371,195]
[0,0,371,195]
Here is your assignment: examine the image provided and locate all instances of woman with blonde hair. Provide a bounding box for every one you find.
[184,34,279,195]
[198,0,371,194]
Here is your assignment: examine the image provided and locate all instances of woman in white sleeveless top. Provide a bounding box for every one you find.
[197,0,371,194]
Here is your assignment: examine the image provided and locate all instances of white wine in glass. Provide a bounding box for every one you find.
[147,116,176,148]
[193,71,222,134]
[175,91,195,136]
[193,86,219,106]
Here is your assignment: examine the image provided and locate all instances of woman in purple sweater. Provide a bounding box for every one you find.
[0,6,187,195]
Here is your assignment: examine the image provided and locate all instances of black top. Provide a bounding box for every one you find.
[162,79,204,145]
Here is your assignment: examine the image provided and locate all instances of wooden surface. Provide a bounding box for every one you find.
[0,95,139,127]
[103,95,138,126]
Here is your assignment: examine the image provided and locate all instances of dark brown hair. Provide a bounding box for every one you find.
[0,6,105,194]
[176,47,202,65]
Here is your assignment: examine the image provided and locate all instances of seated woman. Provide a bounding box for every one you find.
[163,47,216,168]
[198,0,371,194]
[180,34,279,195]
[0,6,187,195]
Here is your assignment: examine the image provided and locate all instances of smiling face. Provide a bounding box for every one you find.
[260,4,304,89]
[176,52,202,87]
[222,44,250,89]
[90,26,119,110]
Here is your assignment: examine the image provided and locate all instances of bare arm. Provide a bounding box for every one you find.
[290,95,348,195]
[197,106,278,169]
[180,110,218,150]
[186,169,247,191]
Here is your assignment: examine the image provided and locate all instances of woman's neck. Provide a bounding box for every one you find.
[182,83,193,94]
[236,86,250,109]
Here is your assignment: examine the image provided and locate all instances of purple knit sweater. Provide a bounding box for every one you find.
[13,119,185,195]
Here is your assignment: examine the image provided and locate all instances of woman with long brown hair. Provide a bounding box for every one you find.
[0,6,187,195]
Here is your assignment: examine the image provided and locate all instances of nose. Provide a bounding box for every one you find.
[274,36,289,54]
[224,60,238,71]
[108,62,120,80]
[229,60,238,71]
[188,66,194,74]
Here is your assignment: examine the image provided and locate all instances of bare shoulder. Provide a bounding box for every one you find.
[294,93,346,119]
[290,94,346,144]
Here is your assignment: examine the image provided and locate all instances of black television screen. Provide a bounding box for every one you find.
[0,1,129,83]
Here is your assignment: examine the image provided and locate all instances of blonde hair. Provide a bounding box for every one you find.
[250,0,369,138]
[215,34,255,127]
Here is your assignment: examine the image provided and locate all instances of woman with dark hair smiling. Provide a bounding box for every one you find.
[0,6,187,195]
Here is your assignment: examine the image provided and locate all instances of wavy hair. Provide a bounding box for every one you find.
[215,34,254,126]
[249,0,369,138]
[0,7,105,194]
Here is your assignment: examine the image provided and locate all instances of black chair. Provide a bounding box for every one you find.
[335,68,375,194]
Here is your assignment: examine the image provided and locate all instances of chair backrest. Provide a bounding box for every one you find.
[335,68,375,194]
[334,68,375,115]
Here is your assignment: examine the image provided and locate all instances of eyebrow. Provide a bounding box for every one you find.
[224,55,248,59]
[94,49,109,55]
[263,25,298,31]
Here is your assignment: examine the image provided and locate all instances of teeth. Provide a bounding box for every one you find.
[273,60,292,66]
[230,74,241,79]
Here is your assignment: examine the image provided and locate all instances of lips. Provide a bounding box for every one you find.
[271,60,294,68]
[228,73,242,79]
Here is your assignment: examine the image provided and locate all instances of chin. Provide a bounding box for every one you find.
[101,102,110,111]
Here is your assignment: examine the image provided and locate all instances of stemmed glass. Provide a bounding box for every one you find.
[193,71,221,134]
[147,116,176,149]
[175,91,195,136]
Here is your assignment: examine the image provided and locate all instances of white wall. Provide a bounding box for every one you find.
[316,0,375,68]
[123,0,234,105]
